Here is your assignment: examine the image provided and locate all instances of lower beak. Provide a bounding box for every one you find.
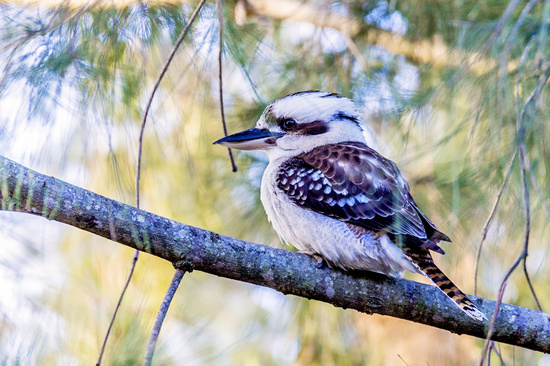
[213,128,283,150]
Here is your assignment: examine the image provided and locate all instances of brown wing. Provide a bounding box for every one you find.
[277,141,450,253]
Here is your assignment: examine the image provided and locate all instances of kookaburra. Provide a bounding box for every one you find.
[214,91,485,321]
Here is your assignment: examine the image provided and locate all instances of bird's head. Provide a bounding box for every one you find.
[214,91,366,160]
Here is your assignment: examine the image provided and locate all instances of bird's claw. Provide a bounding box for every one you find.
[310,253,328,269]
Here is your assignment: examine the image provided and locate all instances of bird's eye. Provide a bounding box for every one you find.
[280,118,297,131]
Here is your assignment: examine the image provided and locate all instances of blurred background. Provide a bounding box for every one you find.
[1,0,549,364]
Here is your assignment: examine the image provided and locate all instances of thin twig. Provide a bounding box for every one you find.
[480,273,514,365]
[477,143,532,353]
[136,0,208,205]
[486,343,495,366]
[515,72,550,312]
[473,152,517,296]
[96,251,139,366]
[523,256,542,310]
[481,41,550,363]
[217,0,238,172]
[97,1,208,363]
[480,34,549,365]
[513,66,550,312]
[490,342,506,366]
[143,269,186,366]
[517,142,540,311]
[518,134,542,312]
[396,354,410,366]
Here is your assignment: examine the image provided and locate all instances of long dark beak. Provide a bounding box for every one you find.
[213,128,284,150]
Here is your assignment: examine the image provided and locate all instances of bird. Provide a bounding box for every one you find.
[214,90,485,321]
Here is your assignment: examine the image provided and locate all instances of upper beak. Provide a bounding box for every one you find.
[213,128,284,150]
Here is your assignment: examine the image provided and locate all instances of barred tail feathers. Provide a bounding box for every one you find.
[404,248,486,321]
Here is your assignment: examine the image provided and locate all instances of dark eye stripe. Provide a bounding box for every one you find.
[294,121,329,135]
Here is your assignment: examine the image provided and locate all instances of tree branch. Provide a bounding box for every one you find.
[1,154,549,354]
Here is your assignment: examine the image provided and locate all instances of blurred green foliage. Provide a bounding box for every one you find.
[1,0,550,365]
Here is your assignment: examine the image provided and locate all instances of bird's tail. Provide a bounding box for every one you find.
[403,248,486,321]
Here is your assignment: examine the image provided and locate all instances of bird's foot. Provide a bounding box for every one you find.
[300,251,328,269]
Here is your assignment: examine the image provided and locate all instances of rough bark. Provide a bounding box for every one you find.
[0,154,549,353]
